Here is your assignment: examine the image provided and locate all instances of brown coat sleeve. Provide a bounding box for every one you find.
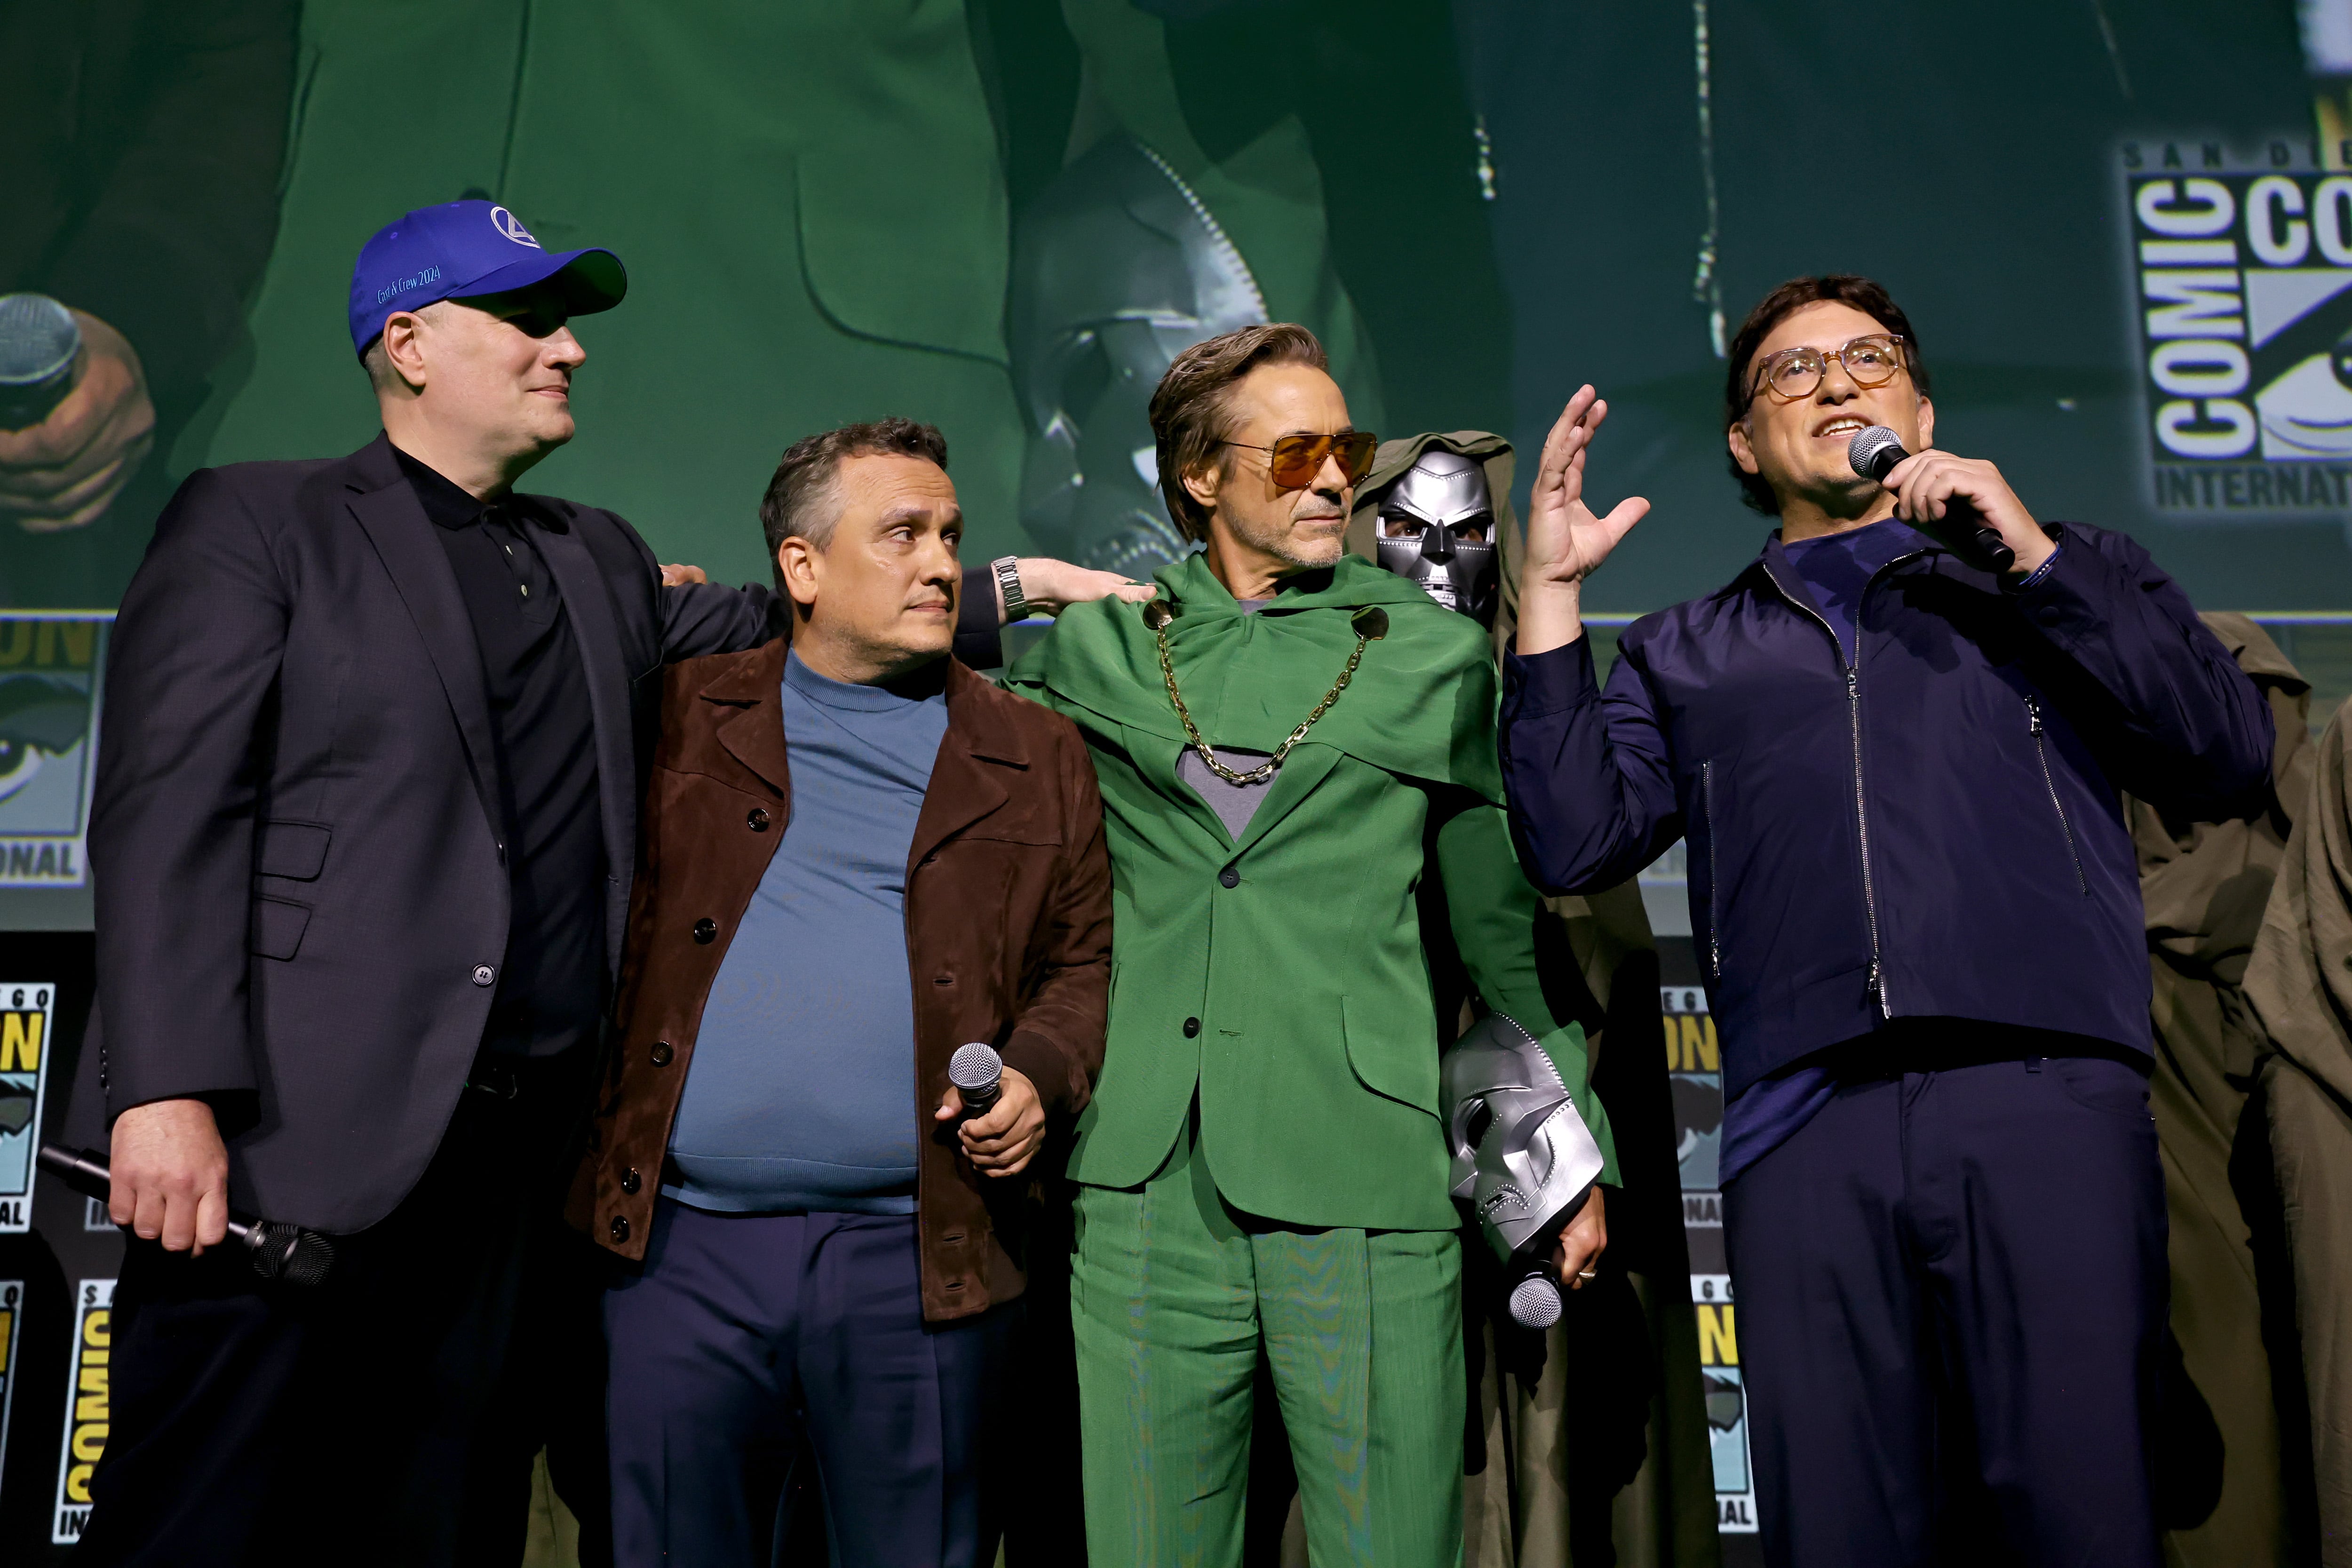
[996,714,1111,1118]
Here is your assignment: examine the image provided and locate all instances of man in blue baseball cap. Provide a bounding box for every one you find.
[58,198,699,1567]
[66,196,1145,1565]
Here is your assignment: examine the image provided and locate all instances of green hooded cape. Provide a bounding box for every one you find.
[1009,551,1615,1231]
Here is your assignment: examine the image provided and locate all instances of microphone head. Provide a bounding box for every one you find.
[0,294,78,386]
[1509,1274,1565,1330]
[241,1220,335,1287]
[280,1229,337,1289]
[1847,424,1908,484]
[948,1042,1003,1098]
[0,294,80,430]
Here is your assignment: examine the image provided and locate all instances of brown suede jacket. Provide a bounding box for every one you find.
[566,639,1111,1321]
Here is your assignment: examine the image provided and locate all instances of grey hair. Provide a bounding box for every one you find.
[758,419,949,581]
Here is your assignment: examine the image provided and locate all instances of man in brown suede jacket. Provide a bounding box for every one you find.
[568,417,1111,1567]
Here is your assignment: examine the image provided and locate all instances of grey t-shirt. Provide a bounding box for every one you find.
[1176,598,1274,839]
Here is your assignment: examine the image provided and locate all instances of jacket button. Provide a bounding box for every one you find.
[1183,1017,1200,1037]
[650,1040,674,1067]
[692,918,717,944]
[471,964,496,987]
[609,1215,630,1242]
[620,1168,642,1194]
[1218,867,1239,888]
[747,808,771,832]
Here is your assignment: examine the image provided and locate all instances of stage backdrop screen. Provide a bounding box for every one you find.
[1,4,2344,1560]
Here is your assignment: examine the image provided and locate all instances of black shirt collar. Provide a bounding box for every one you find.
[391,444,509,532]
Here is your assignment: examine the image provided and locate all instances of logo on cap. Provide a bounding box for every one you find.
[490,207,541,249]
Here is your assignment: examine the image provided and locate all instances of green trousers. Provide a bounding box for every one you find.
[1071,1124,1465,1567]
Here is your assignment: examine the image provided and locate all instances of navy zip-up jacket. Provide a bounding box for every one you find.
[1497,522,2273,1099]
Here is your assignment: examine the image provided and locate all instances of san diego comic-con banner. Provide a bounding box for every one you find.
[0,1280,23,1512]
[51,1279,111,1545]
[0,983,56,1235]
[1662,984,1758,1536]
[2126,134,2352,516]
[0,617,106,891]
[0,960,118,1561]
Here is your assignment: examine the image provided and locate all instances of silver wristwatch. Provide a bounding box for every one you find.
[992,555,1030,622]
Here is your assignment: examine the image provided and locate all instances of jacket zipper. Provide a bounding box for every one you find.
[2025,696,2089,895]
[1762,551,1919,1018]
[1701,760,1723,981]
[1845,665,1888,1012]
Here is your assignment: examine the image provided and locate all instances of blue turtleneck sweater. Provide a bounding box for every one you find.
[664,650,950,1214]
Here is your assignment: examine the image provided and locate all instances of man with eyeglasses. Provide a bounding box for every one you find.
[1494,275,2272,1566]
[1007,323,1613,1567]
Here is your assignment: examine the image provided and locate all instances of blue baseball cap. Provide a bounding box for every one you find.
[348,200,627,358]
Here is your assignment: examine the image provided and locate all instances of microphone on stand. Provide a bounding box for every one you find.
[1847,425,2015,573]
[38,1146,337,1287]
[948,1043,1003,1117]
[0,294,82,431]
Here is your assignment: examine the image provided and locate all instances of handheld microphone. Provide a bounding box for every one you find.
[38,1145,337,1287]
[948,1043,1003,1117]
[1500,1191,1594,1331]
[1847,425,2015,573]
[0,294,82,431]
[1508,1268,1565,1330]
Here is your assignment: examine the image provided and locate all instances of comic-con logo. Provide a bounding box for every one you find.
[0,618,103,888]
[0,982,53,1234]
[2129,160,2352,515]
[51,1279,111,1544]
[0,1280,22,1481]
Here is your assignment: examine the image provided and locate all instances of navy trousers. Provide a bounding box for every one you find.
[1723,1047,2167,1568]
[603,1201,1014,1568]
[78,1053,608,1568]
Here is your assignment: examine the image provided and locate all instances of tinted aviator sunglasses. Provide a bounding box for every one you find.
[1223,430,1380,490]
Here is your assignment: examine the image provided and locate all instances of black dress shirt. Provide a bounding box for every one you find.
[395,447,604,1058]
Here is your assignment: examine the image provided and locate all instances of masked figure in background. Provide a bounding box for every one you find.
[2129,615,2312,1566]
[1009,330,1611,1568]
[1374,448,1502,628]
[2243,646,2352,1564]
[1359,434,1722,1568]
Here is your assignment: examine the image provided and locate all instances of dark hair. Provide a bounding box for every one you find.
[759,418,949,581]
[1723,275,1929,515]
[1149,324,1329,541]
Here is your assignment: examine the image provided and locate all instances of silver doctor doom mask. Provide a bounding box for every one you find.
[1376,449,1500,627]
[1445,1011,1605,1267]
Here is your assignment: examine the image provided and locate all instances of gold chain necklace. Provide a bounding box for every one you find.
[1144,599,1388,786]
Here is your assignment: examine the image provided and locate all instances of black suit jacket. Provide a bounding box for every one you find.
[68,434,783,1232]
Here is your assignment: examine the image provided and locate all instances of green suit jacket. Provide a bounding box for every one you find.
[1008,553,1616,1233]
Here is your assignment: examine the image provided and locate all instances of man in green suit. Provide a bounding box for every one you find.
[1008,324,1614,1567]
